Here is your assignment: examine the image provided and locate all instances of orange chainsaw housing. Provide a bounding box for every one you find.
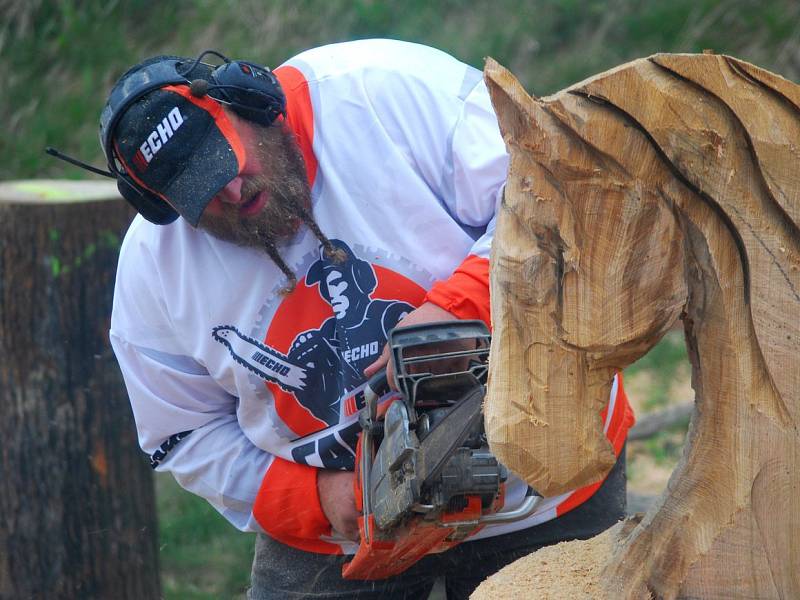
[341,430,504,580]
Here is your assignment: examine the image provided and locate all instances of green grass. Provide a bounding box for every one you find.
[156,473,255,599]
[642,424,690,465]
[625,330,693,489]
[625,329,690,410]
[4,0,799,181]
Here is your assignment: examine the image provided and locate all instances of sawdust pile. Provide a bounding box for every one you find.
[471,522,624,599]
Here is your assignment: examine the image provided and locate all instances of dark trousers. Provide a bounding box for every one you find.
[248,450,626,599]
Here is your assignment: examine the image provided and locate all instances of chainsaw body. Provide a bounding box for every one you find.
[342,321,508,580]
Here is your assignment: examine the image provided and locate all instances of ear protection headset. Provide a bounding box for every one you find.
[47,49,286,224]
[307,245,378,298]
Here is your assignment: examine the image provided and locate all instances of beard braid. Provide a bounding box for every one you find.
[197,121,344,293]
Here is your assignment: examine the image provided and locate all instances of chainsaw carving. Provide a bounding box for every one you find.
[480,54,800,598]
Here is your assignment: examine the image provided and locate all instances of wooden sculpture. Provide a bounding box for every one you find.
[478,54,800,598]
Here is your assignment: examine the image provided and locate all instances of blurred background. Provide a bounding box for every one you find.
[3,1,797,597]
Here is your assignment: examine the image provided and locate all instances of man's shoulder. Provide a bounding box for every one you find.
[120,214,208,255]
[119,214,171,265]
[283,39,472,86]
[280,39,481,133]
[121,213,156,244]
[117,215,206,278]
[289,39,450,63]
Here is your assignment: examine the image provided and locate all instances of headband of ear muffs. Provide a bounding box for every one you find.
[307,242,378,298]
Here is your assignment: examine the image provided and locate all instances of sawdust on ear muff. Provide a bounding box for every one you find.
[194,58,285,127]
[105,50,286,223]
[116,177,177,224]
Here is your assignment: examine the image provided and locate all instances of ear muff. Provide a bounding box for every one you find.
[352,260,377,295]
[207,60,286,126]
[306,254,377,299]
[116,177,179,225]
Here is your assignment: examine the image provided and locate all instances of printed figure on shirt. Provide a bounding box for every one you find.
[287,239,414,426]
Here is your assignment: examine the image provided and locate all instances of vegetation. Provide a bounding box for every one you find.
[6,1,797,596]
[157,474,254,599]
[625,330,691,487]
[4,0,799,180]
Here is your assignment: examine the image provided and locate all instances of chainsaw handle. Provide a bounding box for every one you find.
[365,369,389,399]
[364,369,389,424]
[359,369,388,545]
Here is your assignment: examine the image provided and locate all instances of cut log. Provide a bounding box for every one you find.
[0,181,161,599]
[479,54,800,598]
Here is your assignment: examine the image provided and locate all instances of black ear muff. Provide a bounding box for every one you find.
[353,260,377,295]
[117,177,178,225]
[306,250,377,298]
[209,61,286,126]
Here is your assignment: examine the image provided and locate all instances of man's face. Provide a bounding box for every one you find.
[324,270,351,319]
[197,111,311,250]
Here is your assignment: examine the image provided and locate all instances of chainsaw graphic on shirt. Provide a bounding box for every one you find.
[212,322,396,469]
[211,322,387,403]
[212,325,309,390]
[213,240,417,468]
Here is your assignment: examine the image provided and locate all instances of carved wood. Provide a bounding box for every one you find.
[479,54,800,598]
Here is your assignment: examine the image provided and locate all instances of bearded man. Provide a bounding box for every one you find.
[102,40,633,599]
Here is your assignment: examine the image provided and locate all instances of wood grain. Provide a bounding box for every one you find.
[480,54,800,598]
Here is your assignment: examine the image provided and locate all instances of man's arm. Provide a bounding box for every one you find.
[111,333,342,550]
[110,333,270,530]
[421,72,507,328]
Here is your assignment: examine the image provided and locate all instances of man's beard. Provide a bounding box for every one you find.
[198,122,312,251]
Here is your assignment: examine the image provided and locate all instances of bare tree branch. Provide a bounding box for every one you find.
[628,401,694,441]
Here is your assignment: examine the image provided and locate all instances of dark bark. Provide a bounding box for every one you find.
[0,192,160,599]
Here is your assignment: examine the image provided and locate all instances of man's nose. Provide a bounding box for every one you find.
[217,177,243,204]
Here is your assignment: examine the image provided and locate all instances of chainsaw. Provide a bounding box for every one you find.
[342,320,542,580]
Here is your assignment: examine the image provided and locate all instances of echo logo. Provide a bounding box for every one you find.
[137,107,185,165]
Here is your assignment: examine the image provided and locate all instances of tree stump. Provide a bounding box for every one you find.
[478,54,800,598]
[0,180,161,599]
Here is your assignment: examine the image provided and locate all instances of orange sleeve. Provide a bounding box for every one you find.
[252,458,342,553]
[602,371,636,455]
[424,255,491,327]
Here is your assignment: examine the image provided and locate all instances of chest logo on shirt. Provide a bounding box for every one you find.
[213,239,427,452]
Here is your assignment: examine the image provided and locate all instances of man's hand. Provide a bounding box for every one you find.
[364,301,459,387]
[317,469,360,540]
